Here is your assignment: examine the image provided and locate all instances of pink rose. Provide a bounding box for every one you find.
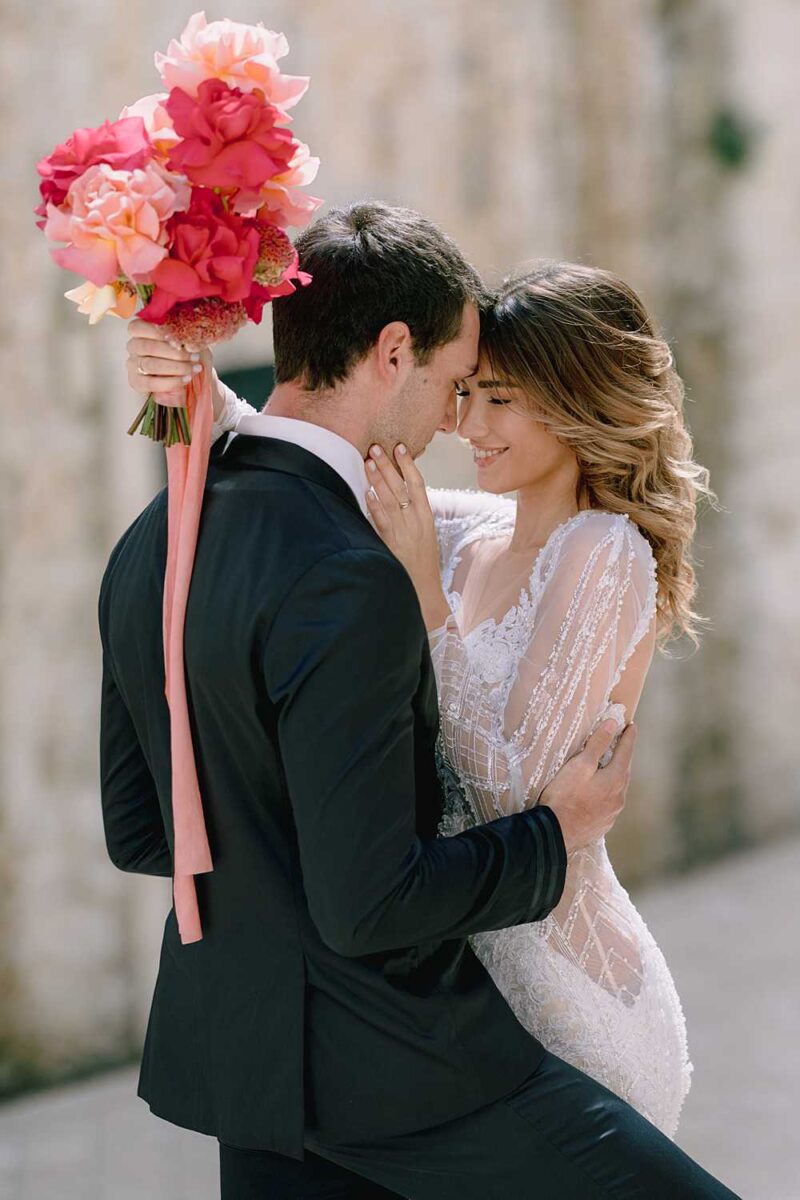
[44,161,190,285]
[155,11,309,112]
[137,189,260,323]
[165,79,297,194]
[237,140,323,228]
[35,116,152,229]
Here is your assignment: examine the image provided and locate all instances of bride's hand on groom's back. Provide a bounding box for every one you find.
[125,319,222,418]
[540,721,637,855]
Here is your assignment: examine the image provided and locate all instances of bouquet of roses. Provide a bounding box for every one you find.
[35,12,322,945]
[36,9,321,446]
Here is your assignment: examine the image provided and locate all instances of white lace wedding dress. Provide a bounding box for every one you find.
[429,488,692,1137]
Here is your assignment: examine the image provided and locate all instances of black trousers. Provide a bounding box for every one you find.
[219,1050,741,1199]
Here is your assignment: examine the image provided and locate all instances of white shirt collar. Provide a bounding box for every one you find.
[234,411,371,521]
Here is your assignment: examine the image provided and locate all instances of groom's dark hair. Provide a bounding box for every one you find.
[272,201,486,391]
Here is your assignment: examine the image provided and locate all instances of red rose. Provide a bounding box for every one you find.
[34,116,152,229]
[138,189,260,323]
[165,79,298,195]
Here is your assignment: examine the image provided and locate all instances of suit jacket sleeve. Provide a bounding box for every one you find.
[98,552,173,877]
[265,548,567,958]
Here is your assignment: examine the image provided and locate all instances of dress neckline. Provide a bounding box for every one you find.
[453,509,599,601]
[451,509,625,642]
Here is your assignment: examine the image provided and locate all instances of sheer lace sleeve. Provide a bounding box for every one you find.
[431,511,657,825]
[210,374,259,445]
[427,488,516,592]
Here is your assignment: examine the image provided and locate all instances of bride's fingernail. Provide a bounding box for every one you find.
[192,363,202,373]
[367,460,377,473]
[397,444,407,456]
[181,374,192,383]
[370,444,382,457]
[189,352,200,362]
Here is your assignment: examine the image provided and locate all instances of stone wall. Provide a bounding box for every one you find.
[1,0,797,1089]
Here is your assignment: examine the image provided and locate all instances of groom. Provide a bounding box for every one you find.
[104,202,739,1198]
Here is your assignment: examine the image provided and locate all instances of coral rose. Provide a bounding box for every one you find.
[35,116,152,229]
[155,11,309,113]
[44,160,190,286]
[236,140,323,228]
[165,79,297,194]
[137,189,260,323]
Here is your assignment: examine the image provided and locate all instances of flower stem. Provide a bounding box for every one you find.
[127,387,192,447]
[127,394,153,437]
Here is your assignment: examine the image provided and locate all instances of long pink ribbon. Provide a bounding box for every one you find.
[162,369,214,943]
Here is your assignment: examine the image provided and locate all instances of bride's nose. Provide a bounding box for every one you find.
[456,392,487,441]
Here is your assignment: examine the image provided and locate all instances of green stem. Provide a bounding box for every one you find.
[127,394,153,437]
[126,390,193,447]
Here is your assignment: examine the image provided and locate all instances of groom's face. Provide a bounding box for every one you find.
[379,303,481,459]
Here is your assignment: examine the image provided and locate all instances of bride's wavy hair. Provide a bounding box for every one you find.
[480,261,713,645]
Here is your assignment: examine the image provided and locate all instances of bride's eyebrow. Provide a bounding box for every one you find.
[477,379,518,389]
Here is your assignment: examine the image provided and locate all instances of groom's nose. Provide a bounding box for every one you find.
[438,393,458,435]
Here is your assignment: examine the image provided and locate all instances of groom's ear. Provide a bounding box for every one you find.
[375,321,414,384]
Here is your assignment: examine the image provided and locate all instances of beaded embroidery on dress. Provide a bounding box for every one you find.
[430,488,692,1138]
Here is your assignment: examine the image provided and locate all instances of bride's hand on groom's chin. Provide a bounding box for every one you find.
[365,443,447,627]
[540,721,637,855]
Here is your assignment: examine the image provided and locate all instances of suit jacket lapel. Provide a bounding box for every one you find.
[213,433,368,522]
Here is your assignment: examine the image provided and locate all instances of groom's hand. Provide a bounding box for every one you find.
[125,319,223,419]
[540,721,637,855]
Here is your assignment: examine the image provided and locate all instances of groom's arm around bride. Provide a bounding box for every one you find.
[262,543,630,956]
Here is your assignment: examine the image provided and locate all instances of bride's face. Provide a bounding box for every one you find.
[456,354,580,495]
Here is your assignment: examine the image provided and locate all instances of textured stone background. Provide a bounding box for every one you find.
[1,0,798,1099]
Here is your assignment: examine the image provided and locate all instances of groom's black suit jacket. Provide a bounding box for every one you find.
[98,432,567,1157]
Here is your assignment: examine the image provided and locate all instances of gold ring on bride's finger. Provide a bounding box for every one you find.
[399,500,410,509]
[137,363,147,375]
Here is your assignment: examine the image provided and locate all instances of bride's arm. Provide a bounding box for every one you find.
[432,513,657,820]
[210,372,259,443]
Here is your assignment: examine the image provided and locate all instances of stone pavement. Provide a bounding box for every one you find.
[1,837,797,1199]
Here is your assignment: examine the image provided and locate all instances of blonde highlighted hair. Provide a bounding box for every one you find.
[481,261,712,644]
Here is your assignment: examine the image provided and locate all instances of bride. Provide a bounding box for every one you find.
[188,260,702,1138]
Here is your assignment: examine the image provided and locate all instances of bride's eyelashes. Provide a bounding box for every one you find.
[486,396,512,406]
